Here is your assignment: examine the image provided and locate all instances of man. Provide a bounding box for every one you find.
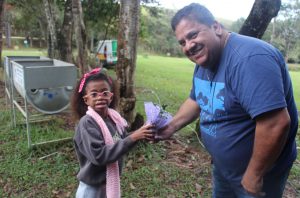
[156,3,298,198]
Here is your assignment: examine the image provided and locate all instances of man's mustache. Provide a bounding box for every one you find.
[186,44,204,56]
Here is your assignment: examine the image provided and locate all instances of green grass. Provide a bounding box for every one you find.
[290,71,300,108]
[288,63,300,71]
[2,48,47,57]
[0,111,77,197]
[0,50,299,197]
[0,47,46,60]
[134,55,194,117]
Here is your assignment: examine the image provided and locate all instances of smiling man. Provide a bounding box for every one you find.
[156,3,298,198]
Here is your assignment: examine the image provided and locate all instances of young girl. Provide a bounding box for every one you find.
[71,68,154,198]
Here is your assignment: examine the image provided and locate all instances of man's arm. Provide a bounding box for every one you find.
[241,108,291,196]
[155,98,200,140]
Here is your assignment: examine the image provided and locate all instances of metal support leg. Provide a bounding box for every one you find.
[11,80,17,128]
[4,72,14,128]
[24,95,32,149]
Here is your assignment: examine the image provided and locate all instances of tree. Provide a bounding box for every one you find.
[115,0,140,125]
[0,0,5,66]
[73,0,88,75]
[239,0,281,38]
[6,0,47,48]
[139,6,181,56]
[82,0,120,51]
[230,17,245,33]
[43,0,58,58]
[7,0,73,61]
[275,0,300,61]
[58,0,73,63]
[42,0,74,61]
[3,3,12,48]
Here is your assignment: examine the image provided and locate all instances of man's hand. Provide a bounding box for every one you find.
[241,169,265,197]
[154,124,175,141]
[242,108,290,197]
[154,98,200,142]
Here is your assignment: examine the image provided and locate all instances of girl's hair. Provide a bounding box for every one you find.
[71,70,116,121]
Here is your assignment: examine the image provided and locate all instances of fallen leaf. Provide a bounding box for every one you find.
[52,190,59,194]
[168,150,186,155]
[137,155,145,162]
[126,159,133,168]
[167,195,176,198]
[195,183,203,193]
[66,191,71,197]
[130,183,136,190]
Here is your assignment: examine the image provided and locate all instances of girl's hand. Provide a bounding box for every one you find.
[129,124,155,142]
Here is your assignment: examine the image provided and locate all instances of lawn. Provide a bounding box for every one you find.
[135,55,194,114]
[290,71,300,108]
[2,48,47,57]
[0,50,299,197]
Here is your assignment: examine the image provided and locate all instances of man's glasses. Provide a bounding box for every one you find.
[84,90,113,99]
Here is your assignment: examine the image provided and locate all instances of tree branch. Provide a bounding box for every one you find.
[239,0,281,38]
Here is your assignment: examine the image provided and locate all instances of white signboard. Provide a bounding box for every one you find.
[12,63,25,97]
[5,58,10,77]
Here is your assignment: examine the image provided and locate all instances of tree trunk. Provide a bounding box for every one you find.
[3,4,11,48]
[43,0,58,58]
[90,30,94,52]
[38,18,48,48]
[115,0,140,125]
[72,0,88,75]
[284,39,291,62]
[58,0,73,63]
[0,0,4,66]
[239,0,281,38]
[270,17,276,44]
[29,36,32,48]
[4,22,11,48]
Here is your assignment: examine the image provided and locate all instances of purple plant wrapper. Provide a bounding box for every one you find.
[153,111,172,129]
[144,102,172,130]
[144,102,160,124]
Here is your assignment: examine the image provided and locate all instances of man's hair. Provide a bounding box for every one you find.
[171,3,215,31]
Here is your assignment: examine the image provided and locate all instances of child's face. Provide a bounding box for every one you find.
[83,80,113,113]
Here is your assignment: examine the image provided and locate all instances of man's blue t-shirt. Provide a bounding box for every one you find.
[190,32,298,183]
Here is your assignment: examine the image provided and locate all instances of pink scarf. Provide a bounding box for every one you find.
[86,106,127,198]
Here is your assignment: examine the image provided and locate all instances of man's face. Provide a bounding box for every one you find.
[175,19,223,68]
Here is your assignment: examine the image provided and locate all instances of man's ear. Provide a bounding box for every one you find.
[212,21,222,36]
